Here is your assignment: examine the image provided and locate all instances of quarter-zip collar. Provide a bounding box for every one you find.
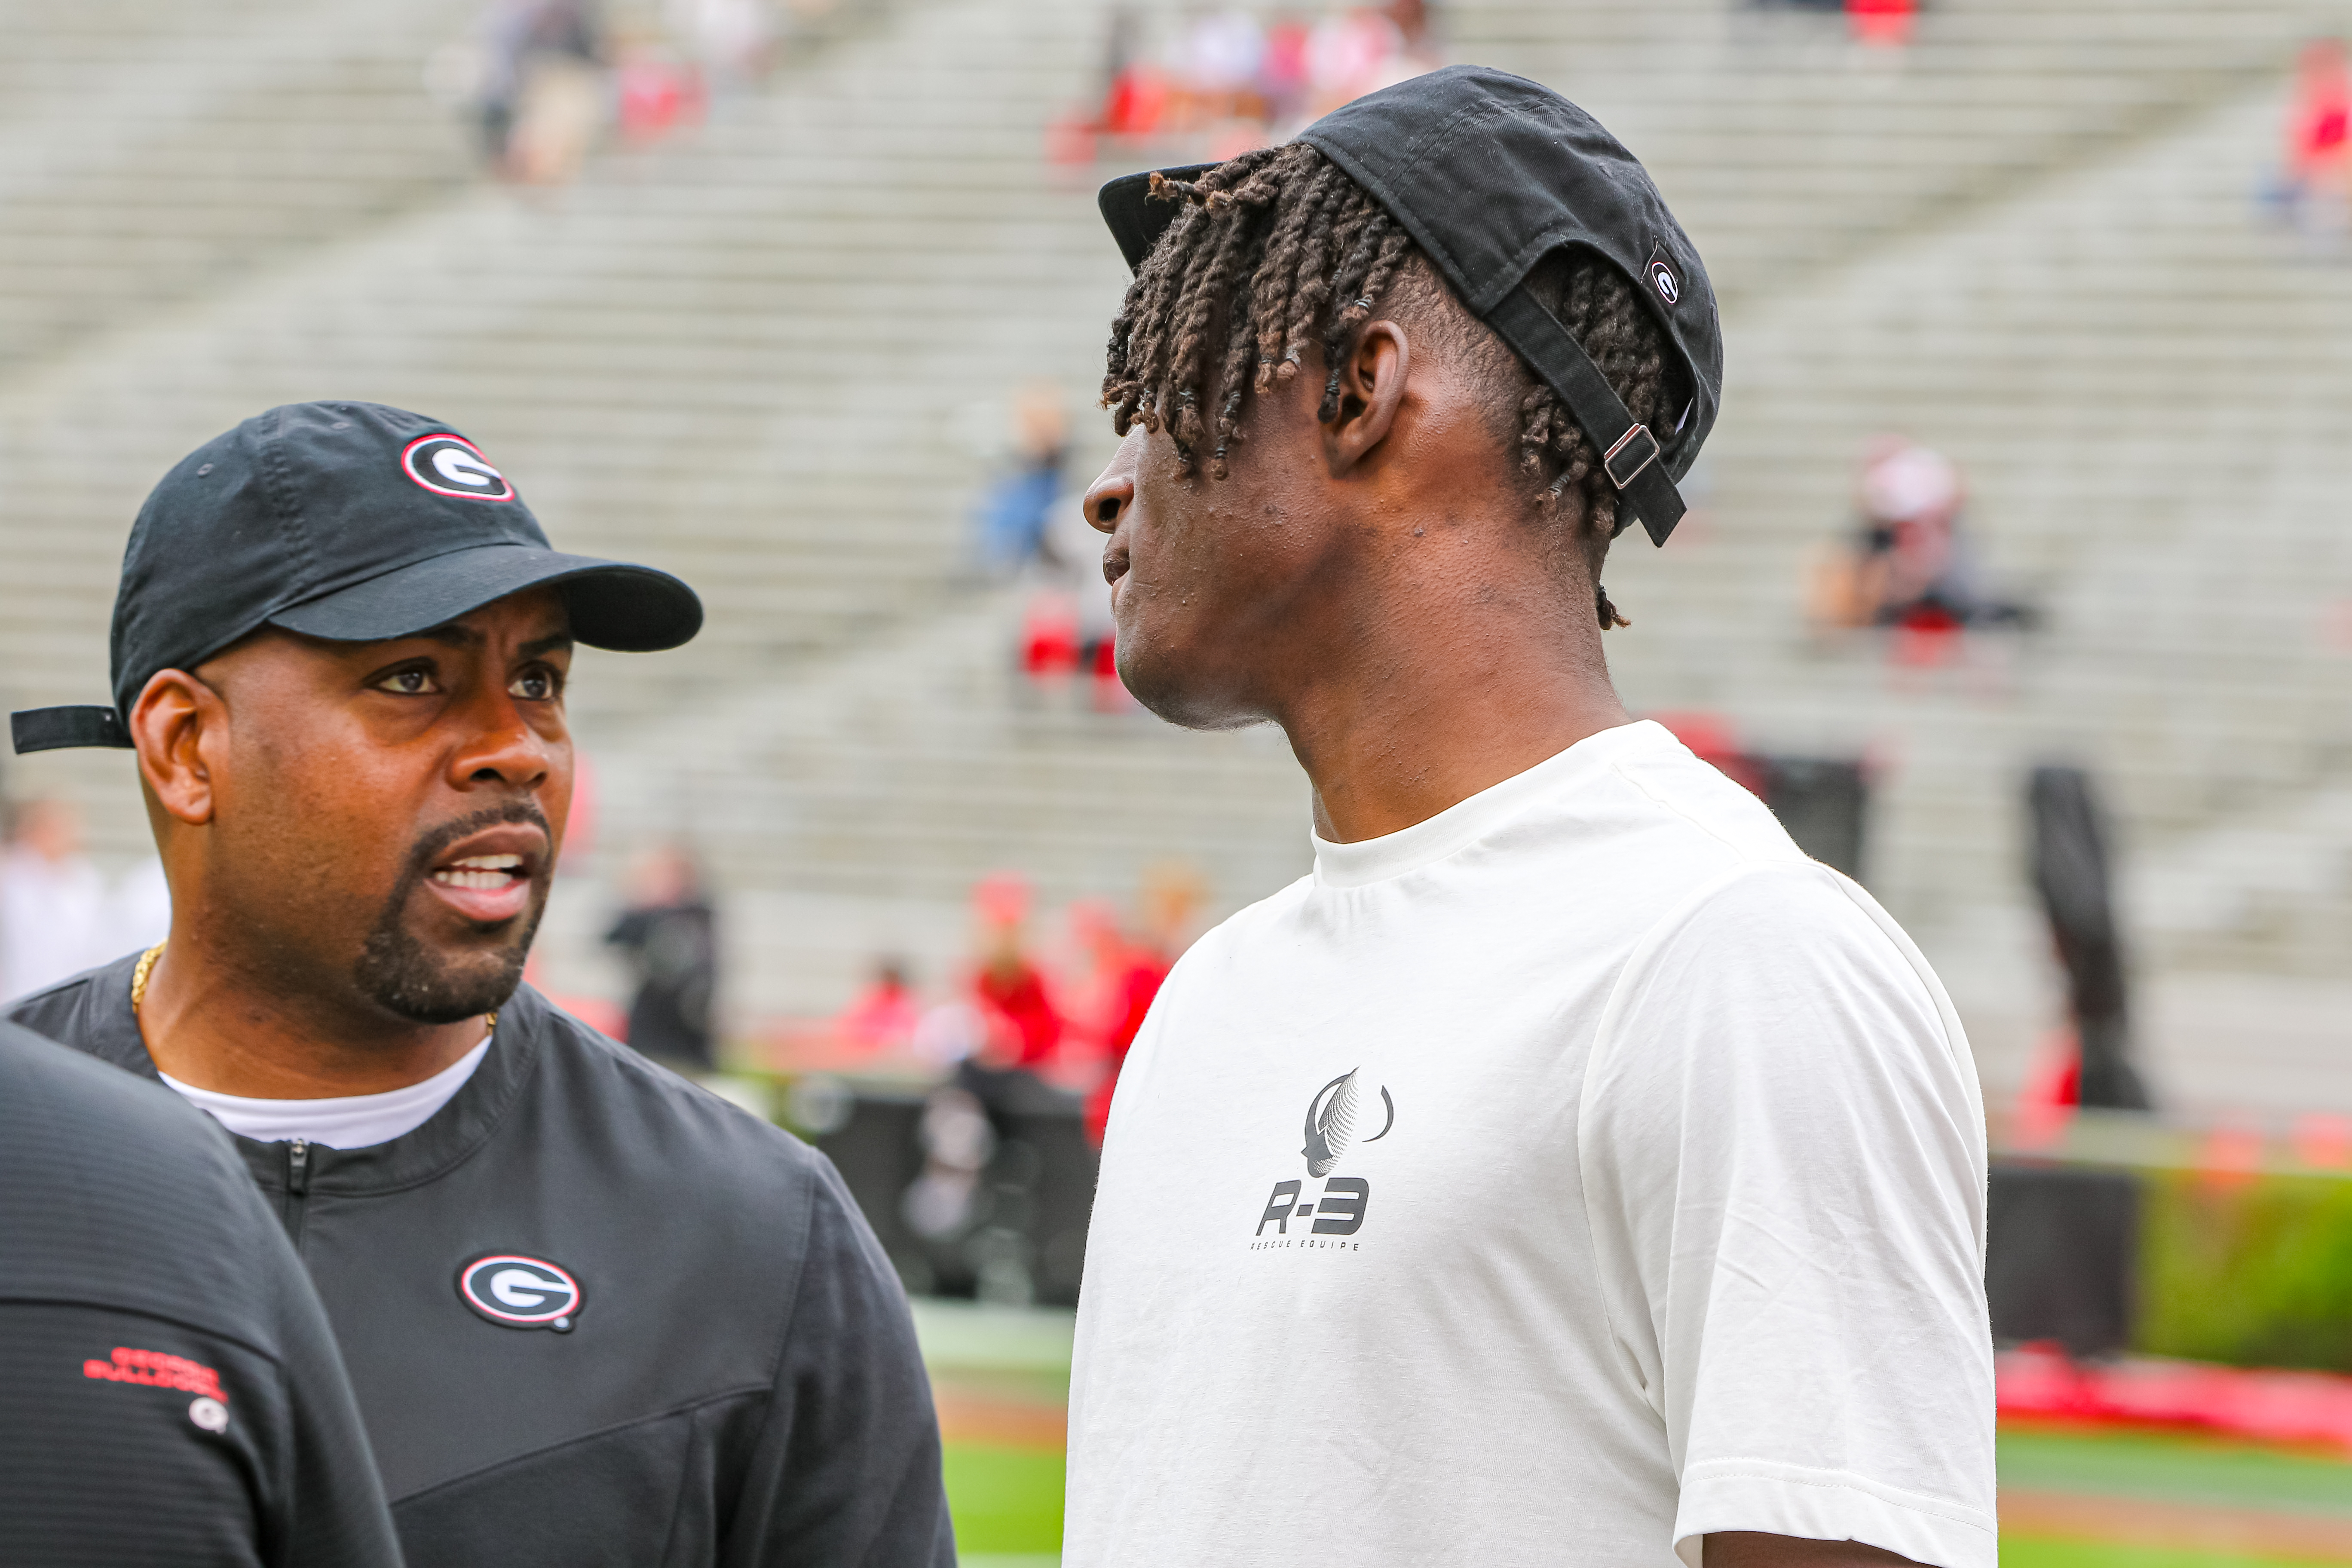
[67,950,545,1195]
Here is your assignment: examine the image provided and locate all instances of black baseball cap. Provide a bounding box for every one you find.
[1097,64,1722,547]
[10,401,703,754]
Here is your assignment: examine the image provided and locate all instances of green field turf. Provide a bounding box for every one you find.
[944,1441,1065,1555]
[918,1307,2352,1566]
[1999,1424,2352,1519]
[2000,1423,2352,1568]
[2003,1538,2338,1568]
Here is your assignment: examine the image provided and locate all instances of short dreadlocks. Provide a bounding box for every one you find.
[1101,141,1682,630]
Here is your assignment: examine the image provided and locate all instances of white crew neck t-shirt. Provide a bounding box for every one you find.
[160,1035,491,1149]
[1066,720,1994,1568]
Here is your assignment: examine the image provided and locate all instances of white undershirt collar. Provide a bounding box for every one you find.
[161,1035,492,1150]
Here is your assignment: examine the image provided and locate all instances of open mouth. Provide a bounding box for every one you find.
[422,835,543,927]
[434,854,525,891]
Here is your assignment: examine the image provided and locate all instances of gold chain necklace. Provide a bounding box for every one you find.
[129,941,496,1033]
[129,942,165,1009]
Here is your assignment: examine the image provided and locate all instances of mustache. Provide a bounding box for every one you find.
[398,802,554,887]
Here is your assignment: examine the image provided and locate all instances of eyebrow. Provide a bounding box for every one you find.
[410,625,574,658]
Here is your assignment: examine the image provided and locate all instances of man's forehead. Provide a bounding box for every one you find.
[355,588,573,653]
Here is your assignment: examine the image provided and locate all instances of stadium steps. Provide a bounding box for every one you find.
[2,0,2347,1082]
[0,0,484,370]
[0,0,1131,839]
[1589,72,2352,1096]
[1447,0,2336,303]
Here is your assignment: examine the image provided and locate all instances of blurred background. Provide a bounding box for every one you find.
[3,0,2351,1561]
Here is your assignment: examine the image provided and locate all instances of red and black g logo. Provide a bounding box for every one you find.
[1643,242,1684,309]
[401,434,517,501]
[458,1255,581,1332]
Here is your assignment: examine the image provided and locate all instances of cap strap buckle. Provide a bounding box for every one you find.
[1603,425,1661,491]
[1481,282,1687,547]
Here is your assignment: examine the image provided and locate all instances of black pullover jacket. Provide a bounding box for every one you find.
[12,956,955,1568]
[0,1018,402,1568]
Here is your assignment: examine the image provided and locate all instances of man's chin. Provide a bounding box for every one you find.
[1117,646,1262,732]
[355,909,539,1025]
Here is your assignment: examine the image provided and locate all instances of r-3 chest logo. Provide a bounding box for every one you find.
[459,1254,581,1332]
[1253,1069,1393,1245]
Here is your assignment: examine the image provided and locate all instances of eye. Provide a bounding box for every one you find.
[375,668,439,696]
[509,668,561,702]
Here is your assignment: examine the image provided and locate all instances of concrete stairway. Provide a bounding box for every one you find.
[1594,74,2352,1099]
[2,0,2347,1105]
[0,0,1134,837]
[1447,0,2339,304]
[0,0,481,369]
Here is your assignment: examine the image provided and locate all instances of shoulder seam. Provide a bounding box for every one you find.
[0,1293,283,1368]
[1605,756,1799,867]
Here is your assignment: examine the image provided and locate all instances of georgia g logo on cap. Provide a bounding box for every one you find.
[1647,255,1681,307]
[402,433,517,501]
[459,1254,581,1332]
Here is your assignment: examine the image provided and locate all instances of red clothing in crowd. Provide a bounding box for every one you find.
[836,977,920,1051]
[976,961,1063,1068]
[1084,950,1172,1145]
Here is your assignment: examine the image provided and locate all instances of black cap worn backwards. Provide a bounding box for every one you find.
[1097,64,1722,548]
[10,401,704,755]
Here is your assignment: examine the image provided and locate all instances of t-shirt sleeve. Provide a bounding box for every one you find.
[1578,862,1996,1568]
[725,1153,955,1567]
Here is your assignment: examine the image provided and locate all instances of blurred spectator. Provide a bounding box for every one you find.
[2028,765,2151,1112]
[0,799,164,1004]
[1178,10,1268,119]
[972,384,1070,578]
[1019,590,1082,689]
[665,0,777,85]
[475,0,606,184]
[1807,438,2032,652]
[613,29,705,144]
[1063,0,1439,160]
[1,799,107,1002]
[968,873,1063,1070]
[1844,0,1917,50]
[837,956,922,1052]
[2272,38,2351,243]
[1082,862,1204,1145]
[900,1085,995,1242]
[603,841,719,1071]
[1026,479,1127,707]
[1259,18,1313,126]
[911,997,987,1068]
[1306,9,1408,116]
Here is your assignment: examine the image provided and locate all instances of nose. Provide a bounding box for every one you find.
[1083,429,1145,535]
[446,691,559,796]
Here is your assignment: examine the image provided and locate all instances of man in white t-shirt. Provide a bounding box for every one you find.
[1066,68,1995,1568]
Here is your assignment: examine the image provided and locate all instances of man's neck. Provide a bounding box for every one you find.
[1280,566,1629,845]
[135,938,491,1099]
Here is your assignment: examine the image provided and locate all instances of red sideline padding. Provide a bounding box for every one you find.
[1998,1344,2352,1453]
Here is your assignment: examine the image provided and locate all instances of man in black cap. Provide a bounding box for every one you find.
[1066,68,1994,1568]
[10,401,952,1565]
[0,1016,401,1568]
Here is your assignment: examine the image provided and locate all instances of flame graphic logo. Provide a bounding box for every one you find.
[1301,1069,1394,1177]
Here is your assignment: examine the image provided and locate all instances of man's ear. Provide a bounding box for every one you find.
[1320,320,1411,477]
[130,669,226,828]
